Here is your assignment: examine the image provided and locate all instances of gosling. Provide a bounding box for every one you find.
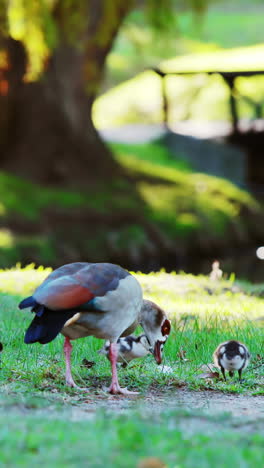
[99,334,151,367]
[213,340,250,382]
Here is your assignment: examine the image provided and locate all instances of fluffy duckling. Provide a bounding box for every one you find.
[213,340,250,382]
[99,334,151,367]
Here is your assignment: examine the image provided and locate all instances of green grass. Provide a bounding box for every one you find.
[112,143,260,238]
[0,265,263,393]
[0,265,263,466]
[1,410,264,467]
[110,141,191,173]
[0,172,87,221]
[1,265,263,391]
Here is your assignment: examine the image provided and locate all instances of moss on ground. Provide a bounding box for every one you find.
[0,140,262,268]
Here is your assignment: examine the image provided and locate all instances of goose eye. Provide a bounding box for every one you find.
[161,319,171,336]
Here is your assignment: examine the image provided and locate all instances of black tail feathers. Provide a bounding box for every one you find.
[24,309,75,345]
[19,296,37,309]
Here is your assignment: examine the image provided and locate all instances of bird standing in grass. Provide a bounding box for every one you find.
[19,262,171,394]
[99,333,152,367]
[213,340,250,382]
[209,260,223,281]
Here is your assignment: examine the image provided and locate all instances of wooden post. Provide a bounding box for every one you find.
[161,73,169,129]
[222,74,239,134]
[152,68,169,129]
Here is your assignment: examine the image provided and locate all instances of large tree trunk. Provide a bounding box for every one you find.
[0,1,133,186]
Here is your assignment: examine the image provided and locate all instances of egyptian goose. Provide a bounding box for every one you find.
[213,340,250,382]
[19,262,171,394]
[99,333,152,367]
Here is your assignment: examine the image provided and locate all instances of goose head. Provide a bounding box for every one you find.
[139,299,171,364]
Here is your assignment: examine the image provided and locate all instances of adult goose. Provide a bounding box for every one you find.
[19,262,171,394]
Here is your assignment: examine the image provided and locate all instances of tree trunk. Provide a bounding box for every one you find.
[0,1,133,186]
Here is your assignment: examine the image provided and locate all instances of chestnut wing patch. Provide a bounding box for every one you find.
[33,263,130,310]
[34,276,94,310]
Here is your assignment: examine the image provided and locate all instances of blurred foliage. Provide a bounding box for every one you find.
[1,0,211,80]
[6,0,56,78]
[114,144,258,237]
[2,0,263,88]
[0,172,86,221]
[0,140,261,267]
[100,0,264,96]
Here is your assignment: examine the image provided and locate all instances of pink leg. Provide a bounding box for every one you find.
[63,337,80,388]
[107,342,138,395]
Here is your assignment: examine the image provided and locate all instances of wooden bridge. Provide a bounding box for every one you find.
[151,68,264,134]
[151,67,264,191]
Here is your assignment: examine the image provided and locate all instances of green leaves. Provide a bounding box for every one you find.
[7,0,56,78]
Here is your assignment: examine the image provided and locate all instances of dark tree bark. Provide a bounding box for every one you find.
[0,1,134,186]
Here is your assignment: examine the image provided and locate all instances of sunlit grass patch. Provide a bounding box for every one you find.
[0,265,263,396]
[0,264,51,296]
[0,266,263,465]
[114,148,259,238]
[0,172,86,221]
[110,141,191,172]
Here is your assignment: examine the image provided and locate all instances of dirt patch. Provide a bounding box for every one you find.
[65,389,264,436]
[3,387,264,436]
[13,388,264,419]
[147,388,264,418]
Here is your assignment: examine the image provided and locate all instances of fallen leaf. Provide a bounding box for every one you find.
[81,359,96,369]
[196,372,220,380]
[137,457,167,468]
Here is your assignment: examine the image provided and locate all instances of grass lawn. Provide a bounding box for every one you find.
[0,265,263,466]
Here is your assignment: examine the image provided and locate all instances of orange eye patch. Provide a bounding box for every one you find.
[161,319,171,336]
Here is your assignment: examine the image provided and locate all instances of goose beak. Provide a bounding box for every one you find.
[153,341,162,365]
